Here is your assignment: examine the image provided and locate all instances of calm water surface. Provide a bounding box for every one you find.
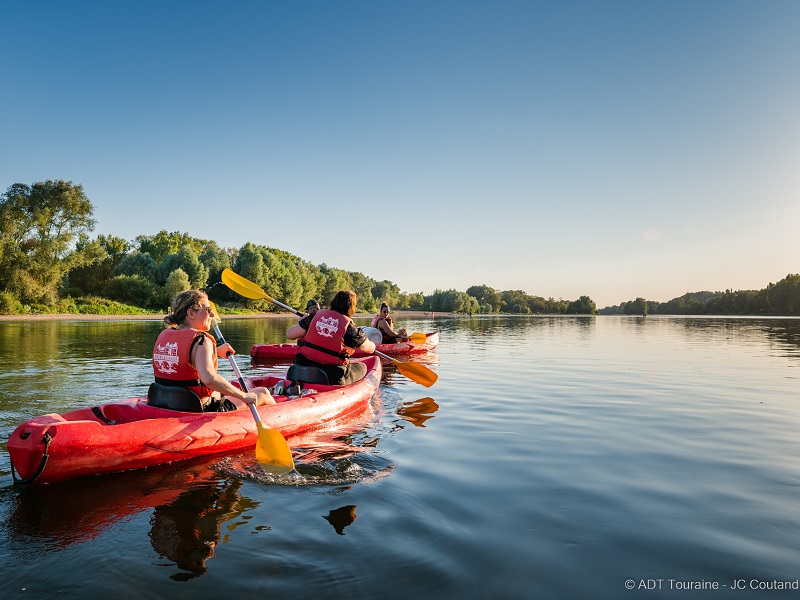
[1,315,799,599]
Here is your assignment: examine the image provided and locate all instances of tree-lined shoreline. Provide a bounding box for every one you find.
[2,180,798,318]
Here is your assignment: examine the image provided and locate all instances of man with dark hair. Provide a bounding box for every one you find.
[286,291,376,385]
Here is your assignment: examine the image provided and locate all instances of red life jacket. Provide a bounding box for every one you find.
[298,309,355,365]
[371,314,393,329]
[153,328,217,398]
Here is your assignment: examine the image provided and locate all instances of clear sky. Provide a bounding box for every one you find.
[2,1,798,308]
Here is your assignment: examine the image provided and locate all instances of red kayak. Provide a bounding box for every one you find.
[8,356,381,485]
[251,332,440,361]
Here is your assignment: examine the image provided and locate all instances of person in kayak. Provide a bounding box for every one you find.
[152,290,274,411]
[304,298,320,318]
[371,302,409,344]
[286,290,376,385]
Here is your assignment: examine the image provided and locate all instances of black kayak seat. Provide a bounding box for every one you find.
[286,364,330,385]
[147,382,204,412]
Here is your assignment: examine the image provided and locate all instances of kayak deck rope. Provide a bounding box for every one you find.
[10,430,52,485]
[91,406,117,425]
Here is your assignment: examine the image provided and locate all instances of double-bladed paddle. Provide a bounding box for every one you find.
[208,301,295,473]
[221,269,438,388]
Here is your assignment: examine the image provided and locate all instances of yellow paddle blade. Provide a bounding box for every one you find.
[395,360,438,388]
[208,300,222,325]
[408,332,427,344]
[221,268,272,301]
[255,421,295,473]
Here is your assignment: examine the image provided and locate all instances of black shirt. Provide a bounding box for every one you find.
[297,313,367,349]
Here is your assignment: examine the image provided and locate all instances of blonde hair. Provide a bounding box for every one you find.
[164,290,207,328]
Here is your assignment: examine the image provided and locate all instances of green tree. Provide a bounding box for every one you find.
[114,251,158,281]
[136,230,206,264]
[0,180,104,305]
[67,234,131,296]
[765,274,800,315]
[466,285,501,312]
[164,268,191,305]
[199,241,231,285]
[566,295,597,314]
[373,280,401,307]
[319,264,351,307]
[158,244,209,288]
[103,275,160,308]
[350,271,377,313]
[623,297,648,316]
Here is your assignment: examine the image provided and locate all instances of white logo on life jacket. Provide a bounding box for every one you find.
[154,341,179,374]
[315,315,340,338]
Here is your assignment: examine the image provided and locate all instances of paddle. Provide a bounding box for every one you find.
[373,349,438,387]
[221,269,438,388]
[208,301,295,473]
[407,332,428,344]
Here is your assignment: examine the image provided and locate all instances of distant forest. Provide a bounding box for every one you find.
[1,180,798,317]
[600,276,800,317]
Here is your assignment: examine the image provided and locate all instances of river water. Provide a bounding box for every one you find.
[1,315,799,599]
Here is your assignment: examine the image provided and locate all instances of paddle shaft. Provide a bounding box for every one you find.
[373,349,399,364]
[221,268,436,386]
[211,325,263,424]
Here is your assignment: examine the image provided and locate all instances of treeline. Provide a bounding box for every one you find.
[0,180,598,316]
[600,275,800,316]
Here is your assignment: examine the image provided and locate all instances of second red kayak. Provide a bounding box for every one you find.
[251,332,440,361]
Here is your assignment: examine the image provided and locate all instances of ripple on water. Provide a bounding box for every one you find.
[212,452,395,486]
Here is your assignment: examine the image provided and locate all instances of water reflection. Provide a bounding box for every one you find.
[323,505,357,535]
[213,401,396,487]
[3,459,227,552]
[396,397,440,427]
[149,477,253,581]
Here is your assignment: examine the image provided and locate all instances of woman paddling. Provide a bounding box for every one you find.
[152,290,274,411]
[371,302,409,344]
[286,290,376,385]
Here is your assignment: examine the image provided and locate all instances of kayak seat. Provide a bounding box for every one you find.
[147,382,204,413]
[286,364,330,385]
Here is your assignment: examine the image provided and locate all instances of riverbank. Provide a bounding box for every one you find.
[0,310,438,322]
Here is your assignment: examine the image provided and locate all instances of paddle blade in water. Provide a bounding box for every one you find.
[408,332,427,344]
[255,422,295,473]
[396,361,438,388]
[221,269,270,301]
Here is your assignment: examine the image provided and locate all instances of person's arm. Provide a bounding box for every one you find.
[377,318,407,339]
[358,338,376,354]
[193,338,275,405]
[286,323,306,340]
[287,314,311,340]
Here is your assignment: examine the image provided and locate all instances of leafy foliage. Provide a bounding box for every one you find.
[12,179,798,318]
[0,180,103,304]
[600,275,800,316]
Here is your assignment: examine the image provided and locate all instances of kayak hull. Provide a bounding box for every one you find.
[8,356,381,485]
[251,332,440,360]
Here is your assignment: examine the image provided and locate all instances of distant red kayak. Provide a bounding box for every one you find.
[8,356,381,485]
[251,332,440,360]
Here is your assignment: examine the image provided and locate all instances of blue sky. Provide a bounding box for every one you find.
[2,1,798,307]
